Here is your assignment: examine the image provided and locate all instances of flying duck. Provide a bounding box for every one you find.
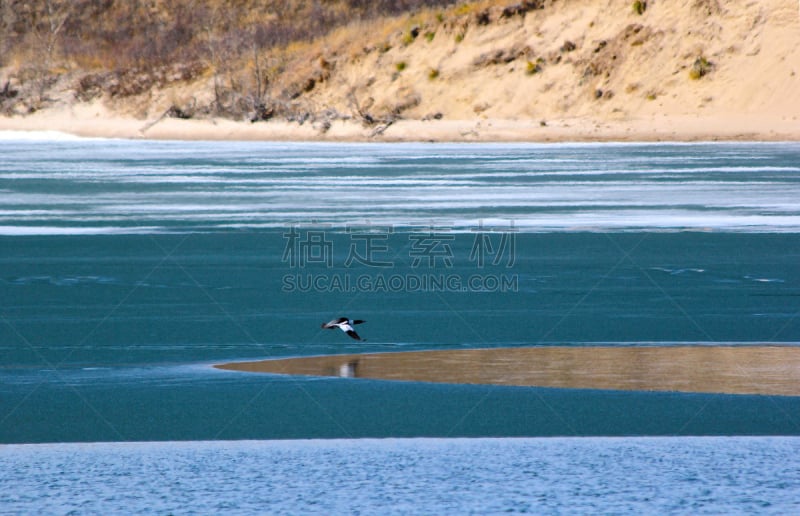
[321,317,365,340]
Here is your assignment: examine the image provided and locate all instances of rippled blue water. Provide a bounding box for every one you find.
[2,438,799,514]
[2,135,800,511]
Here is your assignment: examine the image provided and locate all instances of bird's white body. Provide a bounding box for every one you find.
[321,317,366,340]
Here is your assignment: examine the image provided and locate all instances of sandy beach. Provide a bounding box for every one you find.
[216,346,800,396]
[1,109,799,142]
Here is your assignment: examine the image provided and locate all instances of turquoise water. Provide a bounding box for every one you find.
[1,138,800,442]
[1,136,800,511]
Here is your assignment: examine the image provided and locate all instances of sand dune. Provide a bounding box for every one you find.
[1,0,799,142]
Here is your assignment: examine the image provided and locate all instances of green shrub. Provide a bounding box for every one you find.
[425,31,435,42]
[454,4,475,16]
[689,57,712,80]
[526,58,544,75]
[396,61,407,72]
[428,68,439,80]
[632,1,647,15]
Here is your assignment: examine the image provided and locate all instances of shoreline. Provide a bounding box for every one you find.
[2,112,799,143]
[215,345,800,396]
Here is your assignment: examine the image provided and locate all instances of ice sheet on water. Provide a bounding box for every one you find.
[2,141,799,234]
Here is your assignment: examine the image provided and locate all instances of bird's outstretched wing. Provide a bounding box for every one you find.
[322,317,350,329]
[321,317,366,340]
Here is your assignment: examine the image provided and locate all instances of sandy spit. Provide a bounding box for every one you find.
[216,345,800,396]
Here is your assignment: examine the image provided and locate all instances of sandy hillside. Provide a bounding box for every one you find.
[309,0,800,138]
[1,0,799,141]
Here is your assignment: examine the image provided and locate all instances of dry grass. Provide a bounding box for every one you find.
[1,0,459,73]
[0,0,465,116]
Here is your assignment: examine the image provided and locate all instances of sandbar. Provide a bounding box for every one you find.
[215,345,800,396]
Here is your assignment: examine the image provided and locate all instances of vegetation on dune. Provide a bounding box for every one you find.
[688,56,713,80]
[1,0,456,70]
[0,0,457,117]
[0,0,743,131]
[526,58,543,75]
